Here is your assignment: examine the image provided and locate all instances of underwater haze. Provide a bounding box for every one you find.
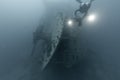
[0,0,45,79]
[0,0,120,80]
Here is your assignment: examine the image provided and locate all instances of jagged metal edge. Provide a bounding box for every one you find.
[41,13,64,70]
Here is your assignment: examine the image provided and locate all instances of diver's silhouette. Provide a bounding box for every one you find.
[74,0,94,26]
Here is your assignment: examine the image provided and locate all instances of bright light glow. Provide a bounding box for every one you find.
[67,19,73,27]
[87,14,96,22]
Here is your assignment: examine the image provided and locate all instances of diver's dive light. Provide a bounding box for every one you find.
[66,13,97,27]
[67,19,74,27]
[87,14,96,23]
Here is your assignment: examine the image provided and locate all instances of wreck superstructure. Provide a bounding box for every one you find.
[31,13,88,71]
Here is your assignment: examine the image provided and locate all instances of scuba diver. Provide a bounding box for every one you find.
[74,0,95,26]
